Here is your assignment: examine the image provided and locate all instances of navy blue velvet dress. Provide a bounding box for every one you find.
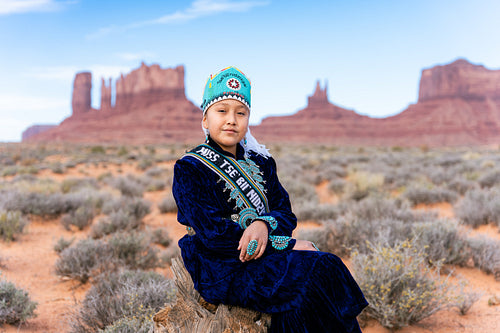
[172,139,368,332]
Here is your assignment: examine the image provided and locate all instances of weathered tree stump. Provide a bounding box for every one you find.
[153,257,271,333]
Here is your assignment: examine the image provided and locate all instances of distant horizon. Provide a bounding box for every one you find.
[2,0,500,142]
[19,56,493,135]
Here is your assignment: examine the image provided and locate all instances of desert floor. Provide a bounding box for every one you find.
[1,160,499,333]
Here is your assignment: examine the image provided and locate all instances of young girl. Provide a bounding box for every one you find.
[172,66,367,332]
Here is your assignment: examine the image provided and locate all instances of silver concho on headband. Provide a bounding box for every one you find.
[226,78,241,90]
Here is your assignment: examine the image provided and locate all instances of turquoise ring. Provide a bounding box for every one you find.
[247,239,258,256]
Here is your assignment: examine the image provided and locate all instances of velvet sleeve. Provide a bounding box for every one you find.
[256,156,297,237]
[173,157,242,255]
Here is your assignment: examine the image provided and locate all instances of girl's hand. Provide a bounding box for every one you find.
[238,220,268,262]
[293,239,319,251]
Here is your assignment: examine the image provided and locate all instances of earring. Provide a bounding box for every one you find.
[205,134,209,143]
[243,136,249,159]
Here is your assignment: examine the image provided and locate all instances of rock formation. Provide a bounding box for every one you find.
[252,59,500,146]
[71,72,92,116]
[114,63,185,112]
[419,59,500,102]
[24,58,500,146]
[25,63,203,144]
[100,78,112,112]
[308,80,329,106]
[251,80,376,144]
[21,125,57,141]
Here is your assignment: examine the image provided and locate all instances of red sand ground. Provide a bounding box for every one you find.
[0,166,499,332]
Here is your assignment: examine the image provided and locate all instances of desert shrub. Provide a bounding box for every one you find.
[8,175,59,194]
[144,178,166,192]
[447,178,477,195]
[454,188,499,228]
[412,220,471,266]
[61,204,96,230]
[158,196,178,214]
[466,236,500,276]
[137,158,153,171]
[17,165,39,175]
[90,145,106,154]
[50,162,66,174]
[143,166,173,190]
[100,317,153,333]
[485,187,500,225]
[451,280,482,316]
[337,216,417,256]
[70,270,175,333]
[296,225,336,254]
[297,214,416,257]
[150,228,172,247]
[344,170,384,200]
[108,232,160,270]
[0,210,28,241]
[1,166,18,177]
[102,197,151,221]
[0,188,108,219]
[293,202,339,222]
[322,163,347,179]
[66,188,110,211]
[327,178,346,195]
[61,177,98,193]
[383,166,417,189]
[64,160,77,169]
[56,231,161,283]
[342,196,417,222]
[90,210,142,239]
[106,175,145,197]
[404,185,458,205]
[0,279,37,325]
[158,245,181,265]
[117,146,128,157]
[281,178,318,204]
[478,169,500,188]
[53,236,75,253]
[305,198,423,256]
[144,166,168,178]
[352,239,452,330]
[426,167,457,186]
[55,238,112,283]
[434,154,463,167]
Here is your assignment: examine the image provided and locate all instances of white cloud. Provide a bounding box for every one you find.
[0,0,75,15]
[86,0,269,39]
[149,0,270,25]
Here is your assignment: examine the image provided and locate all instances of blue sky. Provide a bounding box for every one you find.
[1,0,500,142]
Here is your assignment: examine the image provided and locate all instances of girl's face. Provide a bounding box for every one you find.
[203,99,249,155]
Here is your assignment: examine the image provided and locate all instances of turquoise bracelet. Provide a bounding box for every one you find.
[236,208,258,229]
[255,215,278,231]
[269,235,292,250]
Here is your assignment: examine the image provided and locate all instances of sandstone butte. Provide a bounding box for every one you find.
[23,58,500,146]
